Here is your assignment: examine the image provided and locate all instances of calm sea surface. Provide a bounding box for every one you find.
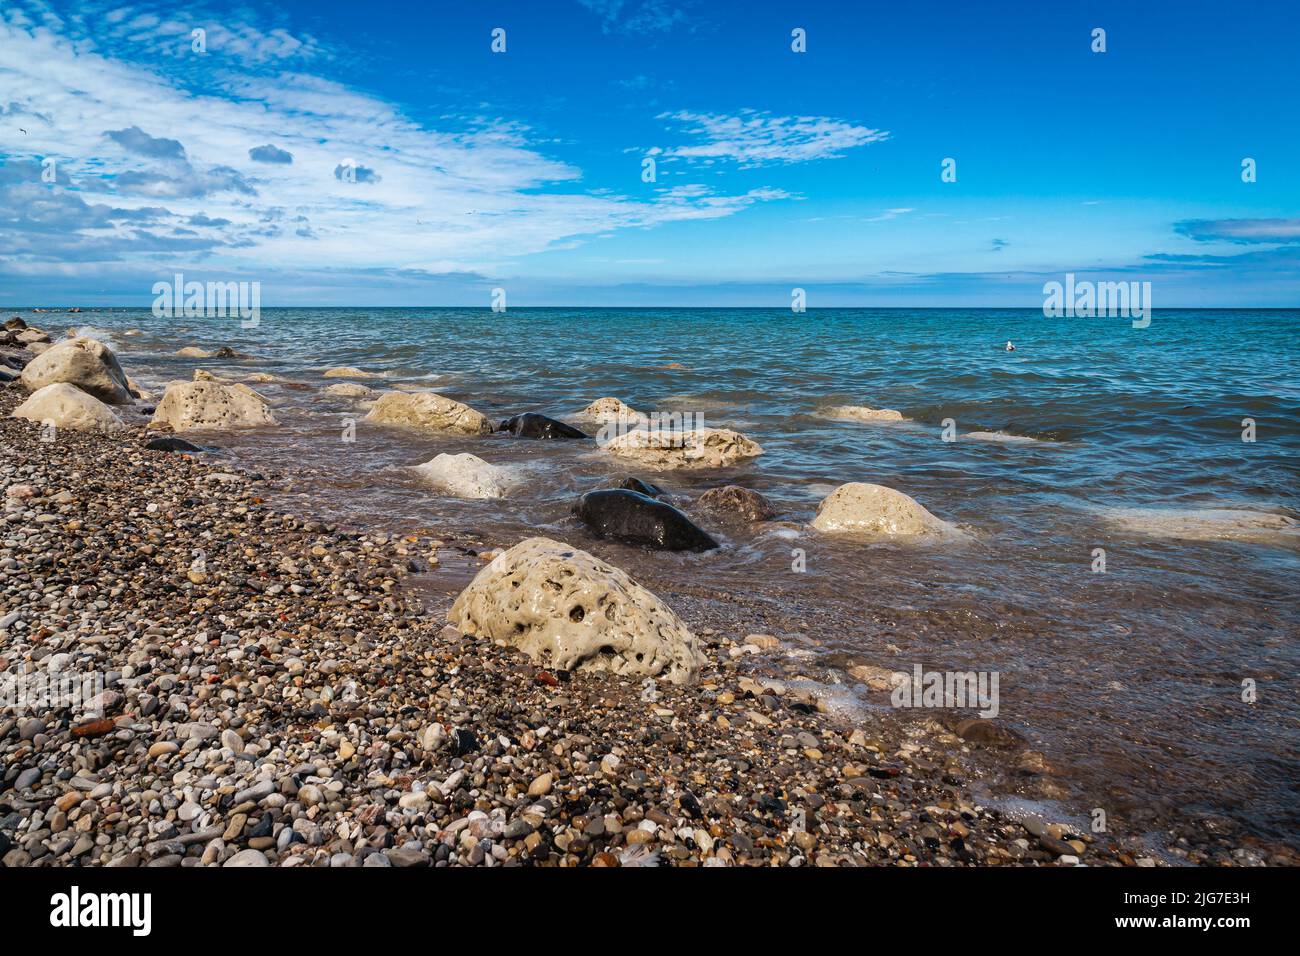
[22,306,1300,850]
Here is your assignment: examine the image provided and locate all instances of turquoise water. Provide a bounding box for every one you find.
[21,306,1300,849]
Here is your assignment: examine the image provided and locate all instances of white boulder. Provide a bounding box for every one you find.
[450,537,705,684]
[19,337,133,404]
[364,391,492,435]
[602,426,762,470]
[150,380,277,431]
[810,482,959,538]
[415,453,512,499]
[323,366,380,378]
[12,383,124,432]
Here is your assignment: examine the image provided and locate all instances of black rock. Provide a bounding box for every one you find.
[499,413,588,439]
[144,436,207,454]
[573,488,719,552]
[618,476,667,498]
[451,727,479,756]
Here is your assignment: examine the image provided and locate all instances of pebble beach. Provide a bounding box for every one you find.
[0,319,1291,868]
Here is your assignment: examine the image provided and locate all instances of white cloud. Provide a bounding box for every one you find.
[0,3,789,277]
[656,109,889,167]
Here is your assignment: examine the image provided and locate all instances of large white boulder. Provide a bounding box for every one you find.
[364,390,492,435]
[19,337,133,404]
[415,453,512,499]
[811,482,959,538]
[12,383,124,432]
[602,426,762,470]
[150,380,277,431]
[449,537,705,684]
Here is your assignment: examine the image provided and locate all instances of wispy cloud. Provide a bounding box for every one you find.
[655,109,889,167]
[1174,218,1300,244]
[576,0,693,34]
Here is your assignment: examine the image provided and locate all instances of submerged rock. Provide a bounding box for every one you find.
[824,404,906,423]
[324,382,377,399]
[696,485,776,522]
[19,337,133,404]
[150,380,277,431]
[810,482,958,538]
[449,536,705,684]
[499,412,588,439]
[618,476,667,498]
[415,452,512,499]
[175,346,213,358]
[12,383,125,432]
[574,489,719,552]
[144,436,208,453]
[323,366,380,378]
[364,391,492,435]
[603,426,762,470]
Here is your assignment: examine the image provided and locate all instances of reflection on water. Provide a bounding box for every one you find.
[44,307,1300,847]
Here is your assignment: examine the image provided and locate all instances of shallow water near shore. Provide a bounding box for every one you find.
[26,306,1300,849]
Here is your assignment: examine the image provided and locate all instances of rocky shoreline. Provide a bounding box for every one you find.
[0,324,1279,867]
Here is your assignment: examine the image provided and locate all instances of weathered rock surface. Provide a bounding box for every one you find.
[323,366,380,378]
[696,485,777,522]
[415,453,512,499]
[580,397,645,424]
[150,380,277,431]
[825,405,906,423]
[810,482,958,538]
[449,536,705,684]
[19,337,133,404]
[12,383,125,432]
[602,427,762,470]
[364,391,492,435]
[324,382,377,399]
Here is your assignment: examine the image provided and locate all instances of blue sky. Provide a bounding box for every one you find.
[1,0,1297,306]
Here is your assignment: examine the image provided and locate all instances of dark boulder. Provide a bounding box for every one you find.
[499,413,588,439]
[145,436,208,454]
[574,488,719,552]
[618,477,668,499]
